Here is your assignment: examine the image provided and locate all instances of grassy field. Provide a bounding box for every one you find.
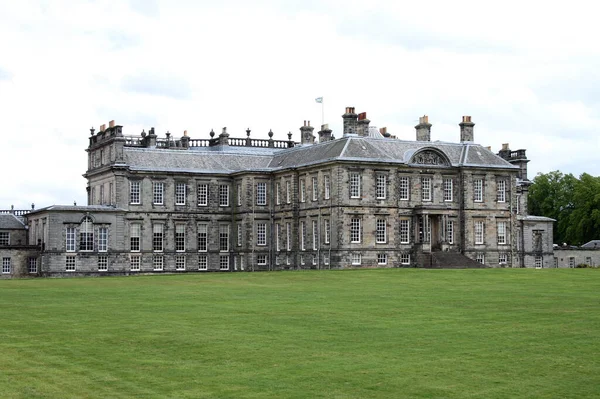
[1,269,599,398]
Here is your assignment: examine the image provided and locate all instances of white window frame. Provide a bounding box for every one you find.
[399,219,410,244]
[237,224,242,247]
[377,253,387,265]
[475,220,484,244]
[0,232,9,246]
[421,176,432,202]
[257,254,267,266]
[286,181,291,204]
[312,220,318,250]
[2,257,11,274]
[499,253,508,265]
[80,217,94,252]
[130,223,141,252]
[220,255,229,270]
[350,173,361,198]
[350,218,361,243]
[569,257,575,268]
[153,182,164,205]
[153,223,164,252]
[256,182,267,206]
[153,255,164,271]
[98,227,108,252]
[497,179,506,203]
[376,219,387,244]
[197,223,208,252]
[443,178,453,202]
[399,176,409,200]
[300,179,306,203]
[400,253,410,265]
[130,254,141,271]
[312,176,318,201]
[324,175,330,200]
[476,253,485,264]
[219,185,229,207]
[129,180,141,204]
[535,256,543,268]
[237,183,242,206]
[65,256,76,272]
[351,253,362,265]
[197,183,208,206]
[175,182,186,205]
[257,223,267,246]
[446,220,454,245]
[176,255,186,270]
[286,222,291,251]
[219,224,230,252]
[175,224,186,252]
[98,255,108,271]
[300,221,306,251]
[275,224,280,252]
[66,227,76,252]
[497,221,507,245]
[28,257,38,273]
[376,174,387,199]
[324,219,330,244]
[275,183,281,205]
[474,178,483,202]
[198,254,208,270]
[323,253,330,265]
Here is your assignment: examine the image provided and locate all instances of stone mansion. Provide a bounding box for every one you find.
[0,107,555,277]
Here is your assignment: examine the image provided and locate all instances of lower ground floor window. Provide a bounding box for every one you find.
[2,257,11,274]
[220,255,229,270]
[286,255,290,265]
[198,254,208,270]
[569,257,575,268]
[377,253,387,265]
[98,255,108,271]
[300,255,305,265]
[323,253,330,265]
[554,257,558,268]
[176,255,186,270]
[351,253,361,265]
[130,255,141,271]
[312,255,317,265]
[65,256,76,271]
[153,255,164,271]
[240,255,244,271]
[535,256,542,268]
[498,253,508,265]
[476,253,485,264]
[28,257,38,273]
[257,254,267,265]
[400,253,410,265]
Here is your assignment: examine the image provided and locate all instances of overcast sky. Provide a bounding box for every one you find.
[1,0,599,210]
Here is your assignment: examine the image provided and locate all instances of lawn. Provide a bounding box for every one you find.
[1,269,599,398]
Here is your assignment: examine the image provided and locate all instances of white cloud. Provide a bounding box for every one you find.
[1,0,599,209]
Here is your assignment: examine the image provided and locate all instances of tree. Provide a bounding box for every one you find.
[528,171,600,245]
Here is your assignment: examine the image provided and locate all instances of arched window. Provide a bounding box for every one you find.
[80,216,94,251]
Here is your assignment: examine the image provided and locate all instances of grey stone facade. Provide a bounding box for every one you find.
[4,109,556,277]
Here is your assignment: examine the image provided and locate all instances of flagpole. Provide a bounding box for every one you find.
[321,99,324,128]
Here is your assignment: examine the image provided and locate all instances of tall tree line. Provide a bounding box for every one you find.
[528,171,600,245]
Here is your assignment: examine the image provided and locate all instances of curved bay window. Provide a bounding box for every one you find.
[80,216,94,251]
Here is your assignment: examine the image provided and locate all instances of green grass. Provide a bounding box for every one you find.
[1,269,600,398]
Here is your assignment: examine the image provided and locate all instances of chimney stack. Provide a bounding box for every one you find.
[459,116,474,142]
[356,112,371,137]
[342,107,358,136]
[415,115,432,141]
[300,120,315,145]
[108,120,115,128]
[318,124,333,143]
[218,127,230,146]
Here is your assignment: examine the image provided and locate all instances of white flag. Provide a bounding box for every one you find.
[315,97,323,103]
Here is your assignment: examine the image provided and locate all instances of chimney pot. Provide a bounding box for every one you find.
[502,143,509,150]
[184,130,188,137]
[109,120,115,128]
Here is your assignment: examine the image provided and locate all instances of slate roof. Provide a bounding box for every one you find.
[0,214,26,230]
[28,205,126,216]
[122,136,517,174]
[517,215,556,222]
[581,240,600,249]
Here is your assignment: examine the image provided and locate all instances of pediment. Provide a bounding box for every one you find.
[408,148,450,166]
